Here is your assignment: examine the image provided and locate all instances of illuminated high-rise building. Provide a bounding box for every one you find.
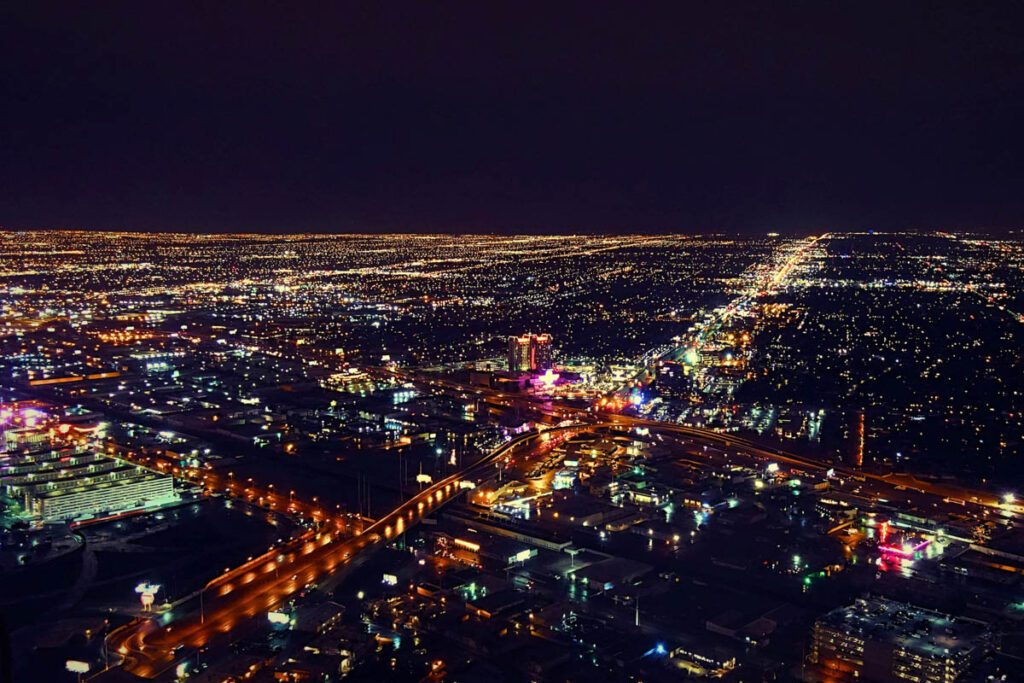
[532,333,552,370]
[507,333,553,372]
[852,410,865,468]
[508,335,533,372]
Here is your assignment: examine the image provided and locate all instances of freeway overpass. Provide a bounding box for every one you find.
[383,367,1018,516]
[102,424,586,679]
[103,365,1018,678]
[601,413,1018,513]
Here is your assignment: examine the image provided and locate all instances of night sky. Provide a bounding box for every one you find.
[2,3,1024,234]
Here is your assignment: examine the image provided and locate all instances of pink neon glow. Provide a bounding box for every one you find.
[538,368,559,387]
[879,539,930,557]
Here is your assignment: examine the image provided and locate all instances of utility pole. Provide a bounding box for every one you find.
[357,476,364,518]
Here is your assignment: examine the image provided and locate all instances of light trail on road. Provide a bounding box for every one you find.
[105,425,584,679]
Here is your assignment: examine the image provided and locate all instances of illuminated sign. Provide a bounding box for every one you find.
[267,610,291,625]
[879,539,930,558]
[537,368,559,388]
[135,582,161,611]
[382,573,398,586]
[66,661,90,674]
[510,549,533,563]
[453,538,481,552]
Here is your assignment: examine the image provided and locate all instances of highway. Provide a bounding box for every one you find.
[622,233,828,390]
[101,365,1018,679]
[384,367,1020,516]
[603,414,1019,514]
[103,425,583,679]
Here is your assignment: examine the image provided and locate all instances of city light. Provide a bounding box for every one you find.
[3,229,1021,682]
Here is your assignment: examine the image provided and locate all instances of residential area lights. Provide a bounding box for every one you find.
[1,230,1022,682]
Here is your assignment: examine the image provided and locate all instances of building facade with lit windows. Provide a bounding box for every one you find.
[531,333,552,370]
[508,335,532,372]
[1,446,177,522]
[810,597,989,682]
[507,333,553,372]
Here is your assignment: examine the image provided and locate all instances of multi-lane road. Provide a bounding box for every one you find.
[102,425,583,679]
[386,367,1021,516]
[99,364,1019,679]
[622,233,828,390]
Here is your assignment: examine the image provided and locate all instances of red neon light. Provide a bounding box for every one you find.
[879,540,930,557]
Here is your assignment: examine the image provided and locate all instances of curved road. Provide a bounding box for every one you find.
[103,368,1020,679]
[382,367,1017,514]
[105,425,584,679]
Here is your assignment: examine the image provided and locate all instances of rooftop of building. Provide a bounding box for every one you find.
[816,596,988,660]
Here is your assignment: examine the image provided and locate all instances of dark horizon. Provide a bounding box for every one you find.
[3,3,1024,234]
[3,225,1023,239]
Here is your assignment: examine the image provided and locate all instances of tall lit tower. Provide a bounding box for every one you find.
[852,410,865,468]
[508,335,533,372]
[532,333,552,370]
[507,333,553,372]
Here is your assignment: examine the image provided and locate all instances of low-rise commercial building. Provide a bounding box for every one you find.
[1,446,177,522]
